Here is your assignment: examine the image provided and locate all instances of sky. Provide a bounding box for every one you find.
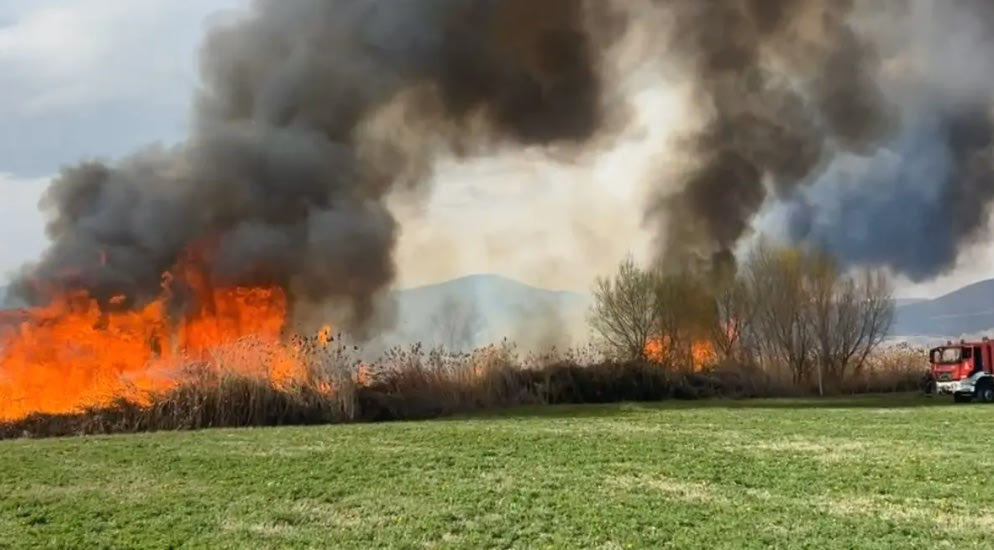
[0,0,243,280]
[0,0,989,299]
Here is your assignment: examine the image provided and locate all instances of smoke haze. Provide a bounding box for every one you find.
[645,0,895,269]
[12,0,994,337]
[775,0,994,281]
[13,0,616,330]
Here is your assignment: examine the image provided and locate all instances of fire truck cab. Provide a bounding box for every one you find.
[928,338,994,403]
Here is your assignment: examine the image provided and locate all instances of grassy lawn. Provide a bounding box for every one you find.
[2,394,993,549]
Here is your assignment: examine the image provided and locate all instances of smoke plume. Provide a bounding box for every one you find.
[13,0,615,327]
[648,0,895,269]
[646,0,994,281]
[777,0,994,281]
[14,0,994,333]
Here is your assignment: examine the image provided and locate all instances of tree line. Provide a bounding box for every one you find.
[589,239,895,394]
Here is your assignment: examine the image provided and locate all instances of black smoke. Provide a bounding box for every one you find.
[648,0,994,281]
[782,101,994,281]
[776,1,994,280]
[15,0,994,322]
[12,0,614,327]
[648,0,895,268]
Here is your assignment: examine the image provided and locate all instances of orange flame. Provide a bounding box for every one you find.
[0,244,329,421]
[644,336,716,371]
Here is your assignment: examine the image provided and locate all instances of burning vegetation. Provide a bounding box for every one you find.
[4,0,994,434]
[0,241,337,422]
[590,241,896,394]
[644,338,719,372]
[1,0,614,423]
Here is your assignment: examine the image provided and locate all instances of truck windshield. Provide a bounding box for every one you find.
[931,347,962,364]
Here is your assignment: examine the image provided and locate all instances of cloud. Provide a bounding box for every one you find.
[0,0,245,176]
[0,0,244,114]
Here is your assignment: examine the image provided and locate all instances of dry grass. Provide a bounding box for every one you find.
[845,345,928,394]
[0,340,928,440]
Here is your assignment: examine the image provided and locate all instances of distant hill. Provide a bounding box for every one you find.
[894,298,928,308]
[377,274,591,352]
[893,279,994,339]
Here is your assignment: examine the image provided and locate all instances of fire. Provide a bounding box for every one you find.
[644,336,716,371]
[0,246,325,422]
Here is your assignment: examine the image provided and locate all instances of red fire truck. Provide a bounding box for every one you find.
[926,338,994,403]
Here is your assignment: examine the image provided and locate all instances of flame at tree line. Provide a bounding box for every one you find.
[644,338,717,372]
[643,320,736,371]
[0,243,335,422]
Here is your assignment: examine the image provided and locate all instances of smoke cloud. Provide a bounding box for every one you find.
[646,0,894,269]
[13,0,994,334]
[13,0,617,328]
[631,0,994,283]
[775,0,994,281]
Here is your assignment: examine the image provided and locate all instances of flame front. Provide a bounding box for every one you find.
[645,337,716,371]
[0,248,316,422]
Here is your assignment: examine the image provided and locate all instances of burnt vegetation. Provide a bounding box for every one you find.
[9,0,986,438]
[1,241,921,440]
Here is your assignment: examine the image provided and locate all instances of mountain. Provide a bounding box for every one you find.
[376,274,592,352]
[893,279,994,338]
[894,298,928,308]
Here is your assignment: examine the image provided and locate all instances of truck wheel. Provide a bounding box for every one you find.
[954,393,973,403]
[976,381,994,403]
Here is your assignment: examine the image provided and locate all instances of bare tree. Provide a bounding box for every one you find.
[745,240,814,384]
[805,251,839,395]
[848,267,895,374]
[706,262,755,364]
[807,258,894,392]
[744,241,895,393]
[653,269,715,371]
[589,255,658,361]
[590,239,893,386]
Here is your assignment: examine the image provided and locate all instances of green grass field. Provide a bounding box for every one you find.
[2,395,993,549]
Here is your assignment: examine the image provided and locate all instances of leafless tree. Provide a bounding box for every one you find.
[589,255,659,361]
[744,240,814,384]
[806,256,894,393]
[653,269,715,371]
[805,252,839,395]
[706,262,755,364]
[743,241,895,393]
[590,239,893,385]
[848,267,895,373]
